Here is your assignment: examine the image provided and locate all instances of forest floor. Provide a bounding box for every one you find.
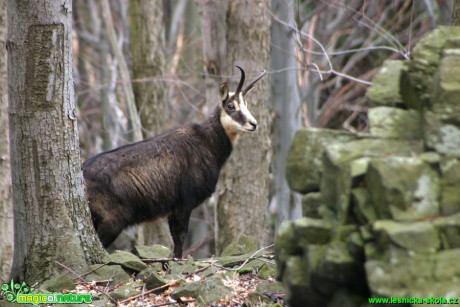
[60,244,284,306]
[0,242,285,306]
[75,267,284,306]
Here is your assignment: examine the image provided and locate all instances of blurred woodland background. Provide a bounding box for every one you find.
[73,0,454,255]
[0,0,457,281]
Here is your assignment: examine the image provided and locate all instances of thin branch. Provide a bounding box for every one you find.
[334,0,409,56]
[55,261,87,282]
[55,261,117,305]
[206,243,275,271]
[119,263,212,304]
[101,0,142,142]
[270,9,378,85]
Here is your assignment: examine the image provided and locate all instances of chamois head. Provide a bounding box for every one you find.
[219,66,266,140]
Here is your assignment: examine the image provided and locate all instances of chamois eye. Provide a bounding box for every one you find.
[227,102,235,111]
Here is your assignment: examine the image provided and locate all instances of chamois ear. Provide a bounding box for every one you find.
[220,82,229,102]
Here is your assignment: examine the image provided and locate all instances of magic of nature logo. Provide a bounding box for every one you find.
[1,279,92,305]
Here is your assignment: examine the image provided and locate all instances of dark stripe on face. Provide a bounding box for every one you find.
[231,109,246,125]
[224,96,247,125]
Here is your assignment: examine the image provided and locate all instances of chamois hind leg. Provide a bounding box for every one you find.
[168,208,192,258]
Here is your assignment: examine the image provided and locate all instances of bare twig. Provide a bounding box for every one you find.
[206,243,275,271]
[79,263,108,278]
[270,9,374,85]
[55,261,117,305]
[152,299,196,307]
[55,261,87,283]
[101,0,142,142]
[119,263,212,304]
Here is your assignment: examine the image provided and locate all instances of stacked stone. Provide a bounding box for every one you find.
[277,26,460,307]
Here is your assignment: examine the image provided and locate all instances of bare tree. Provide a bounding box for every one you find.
[8,0,106,283]
[275,0,437,131]
[0,0,13,282]
[195,0,227,114]
[73,0,125,155]
[270,0,302,235]
[102,0,142,142]
[216,0,272,252]
[130,0,169,136]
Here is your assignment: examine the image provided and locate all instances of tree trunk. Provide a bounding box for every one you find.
[0,0,13,281]
[216,0,272,253]
[452,0,460,25]
[130,0,169,137]
[270,0,302,235]
[8,0,106,284]
[195,0,227,114]
[129,0,173,249]
[101,0,142,142]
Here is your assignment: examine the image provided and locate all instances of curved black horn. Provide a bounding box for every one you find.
[243,69,267,96]
[235,65,245,95]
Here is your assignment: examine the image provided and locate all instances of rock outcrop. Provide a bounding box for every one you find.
[278,26,460,307]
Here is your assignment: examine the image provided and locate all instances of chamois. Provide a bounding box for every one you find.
[83,66,266,258]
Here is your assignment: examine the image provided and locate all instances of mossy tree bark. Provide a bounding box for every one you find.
[452,0,460,26]
[216,0,272,252]
[8,0,106,284]
[0,0,13,281]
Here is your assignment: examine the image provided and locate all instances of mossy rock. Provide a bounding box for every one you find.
[170,275,232,306]
[110,283,141,301]
[136,267,167,290]
[400,26,460,111]
[40,274,75,292]
[103,250,148,272]
[431,46,460,114]
[85,264,131,286]
[371,220,440,253]
[286,128,357,194]
[433,213,460,249]
[167,258,199,278]
[365,157,440,220]
[368,60,405,108]
[351,188,377,224]
[311,242,367,295]
[215,252,266,268]
[439,158,460,214]
[301,192,324,219]
[293,217,332,246]
[132,244,171,259]
[328,289,368,307]
[281,256,324,307]
[276,221,301,277]
[236,258,277,279]
[247,281,284,305]
[424,111,460,157]
[221,234,259,256]
[365,248,460,299]
[368,106,422,139]
[321,138,423,223]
